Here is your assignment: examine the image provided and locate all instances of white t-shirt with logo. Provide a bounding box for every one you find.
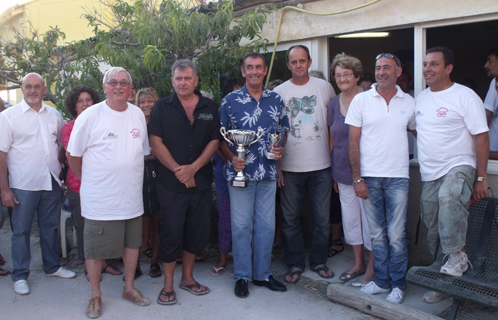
[415,83,488,181]
[67,101,150,221]
[484,78,498,151]
[345,84,416,179]
[273,76,336,172]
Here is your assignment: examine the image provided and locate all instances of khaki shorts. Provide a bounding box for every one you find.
[84,216,142,260]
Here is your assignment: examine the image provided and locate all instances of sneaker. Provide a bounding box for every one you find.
[386,287,405,304]
[46,267,76,278]
[13,279,30,295]
[423,290,448,303]
[440,251,469,277]
[360,281,391,294]
[122,287,150,306]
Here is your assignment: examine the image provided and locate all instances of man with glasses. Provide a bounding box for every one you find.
[0,73,76,296]
[484,48,498,160]
[273,45,336,284]
[67,67,151,318]
[346,53,415,304]
[416,47,489,303]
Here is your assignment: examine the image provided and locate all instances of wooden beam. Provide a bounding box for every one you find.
[326,284,442,320]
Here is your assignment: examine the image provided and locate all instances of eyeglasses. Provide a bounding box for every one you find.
[375,53,401,67]
[23,84,44,91]
[106,81,131,87]
[334,72,354,80]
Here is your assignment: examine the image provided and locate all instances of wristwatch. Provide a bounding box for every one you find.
[476,177,487,182]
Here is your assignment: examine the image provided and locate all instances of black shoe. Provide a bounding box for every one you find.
[253,275,287,292]
[234,279,249,298]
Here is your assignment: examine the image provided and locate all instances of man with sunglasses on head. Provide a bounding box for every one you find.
[67,67,151,318]
[0,73,76,296]
[415,47,489,304]
[345,53,415,304]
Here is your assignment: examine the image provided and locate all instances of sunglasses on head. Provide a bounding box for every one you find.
[376,53,401,67]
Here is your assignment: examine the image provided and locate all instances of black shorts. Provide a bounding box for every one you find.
[142,160,159,217]
[157,184,211,263]
[330,188,342,224]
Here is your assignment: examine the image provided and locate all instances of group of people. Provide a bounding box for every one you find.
[0,44,492,318]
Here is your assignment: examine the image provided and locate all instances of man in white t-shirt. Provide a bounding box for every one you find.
[416,47,489,303]
[346,53,415,304]
[67,67,151,318]
[0,73,76,296]
[273,45,336,283]
[483,48,498,159]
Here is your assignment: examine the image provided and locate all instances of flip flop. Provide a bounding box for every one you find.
[150,263,161,278]
[157,289,177,305]
[313,266,334,279]
[0,267,10,276]
[210,266,225,276]
[179,282,210,295]
[284,269,302,284]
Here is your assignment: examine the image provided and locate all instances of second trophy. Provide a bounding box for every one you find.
[220,127,264,187]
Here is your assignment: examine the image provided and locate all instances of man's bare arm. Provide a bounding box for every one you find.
[220,140,245,172]
[486,109,493,127]
[66,152,83,181]
[149,135,181,172]
[348,125,368,199]
[174,139,219,184]
[473,132,490,201]
[0,151,18,207]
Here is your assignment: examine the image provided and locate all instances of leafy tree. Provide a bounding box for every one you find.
[84,0,272,102]
[0,0,272,115]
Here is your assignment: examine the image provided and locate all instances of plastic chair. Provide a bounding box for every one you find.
[60,198,77,258]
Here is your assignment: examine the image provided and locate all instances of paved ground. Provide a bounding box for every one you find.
[1,206,496,319]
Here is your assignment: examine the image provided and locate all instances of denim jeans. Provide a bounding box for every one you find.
[228,180,276,281]
[362,177,409,290]
[11,177,62,282]
[280,168,332,271]
[420,165,475,258]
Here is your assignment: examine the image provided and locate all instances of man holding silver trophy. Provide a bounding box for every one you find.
[219,52,290,298]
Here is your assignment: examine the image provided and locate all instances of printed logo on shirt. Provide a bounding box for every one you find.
[130,128,141,138]
[52,131,57,136]
[103,132,119,140]
[198,113,213,121]
[416,111,423,117]
[436,107,448,117]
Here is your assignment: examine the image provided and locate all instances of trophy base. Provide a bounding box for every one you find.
[265,149,278,160]
[231,180,247,188]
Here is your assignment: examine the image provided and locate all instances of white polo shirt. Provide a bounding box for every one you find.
[345,84,416,179]
[0,99,64,191]
[484,78,498,151]
[67,101,150,221]
[416,83,488,181]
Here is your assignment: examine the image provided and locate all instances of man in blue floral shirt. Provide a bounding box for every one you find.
[219,52,290,298]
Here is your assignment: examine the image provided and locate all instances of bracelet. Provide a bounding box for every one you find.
[352,178,364,186]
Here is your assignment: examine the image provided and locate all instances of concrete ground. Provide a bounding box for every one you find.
[1,206,496,320]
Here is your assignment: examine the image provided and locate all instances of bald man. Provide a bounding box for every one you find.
[0,73,76,296]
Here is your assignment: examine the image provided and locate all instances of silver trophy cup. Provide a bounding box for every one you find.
[220,127,264,188]
[264,132,282,160]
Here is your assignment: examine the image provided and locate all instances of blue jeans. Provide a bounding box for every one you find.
[228,180,276,281]
[362,177,409,290]
[11,177,61,282]
[280,168,332,271]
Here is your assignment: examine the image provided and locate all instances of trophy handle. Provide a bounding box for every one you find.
[249,128,265,147]
[220,127,234,146]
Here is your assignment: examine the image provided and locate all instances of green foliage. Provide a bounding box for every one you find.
[0,25,103,118]
[84,0,272,103]
[0,0,273,111]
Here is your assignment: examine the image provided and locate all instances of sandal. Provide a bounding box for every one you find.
[150,263,161,278]
[210,266,225,276]
[313,265,334,279]
[179,282,210,295]
[0,267,10,276]
[141,248,152,258]
[157,289,177,305]
[102,263,122,275]
[328,239,344,257]
[284,269,302,284]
